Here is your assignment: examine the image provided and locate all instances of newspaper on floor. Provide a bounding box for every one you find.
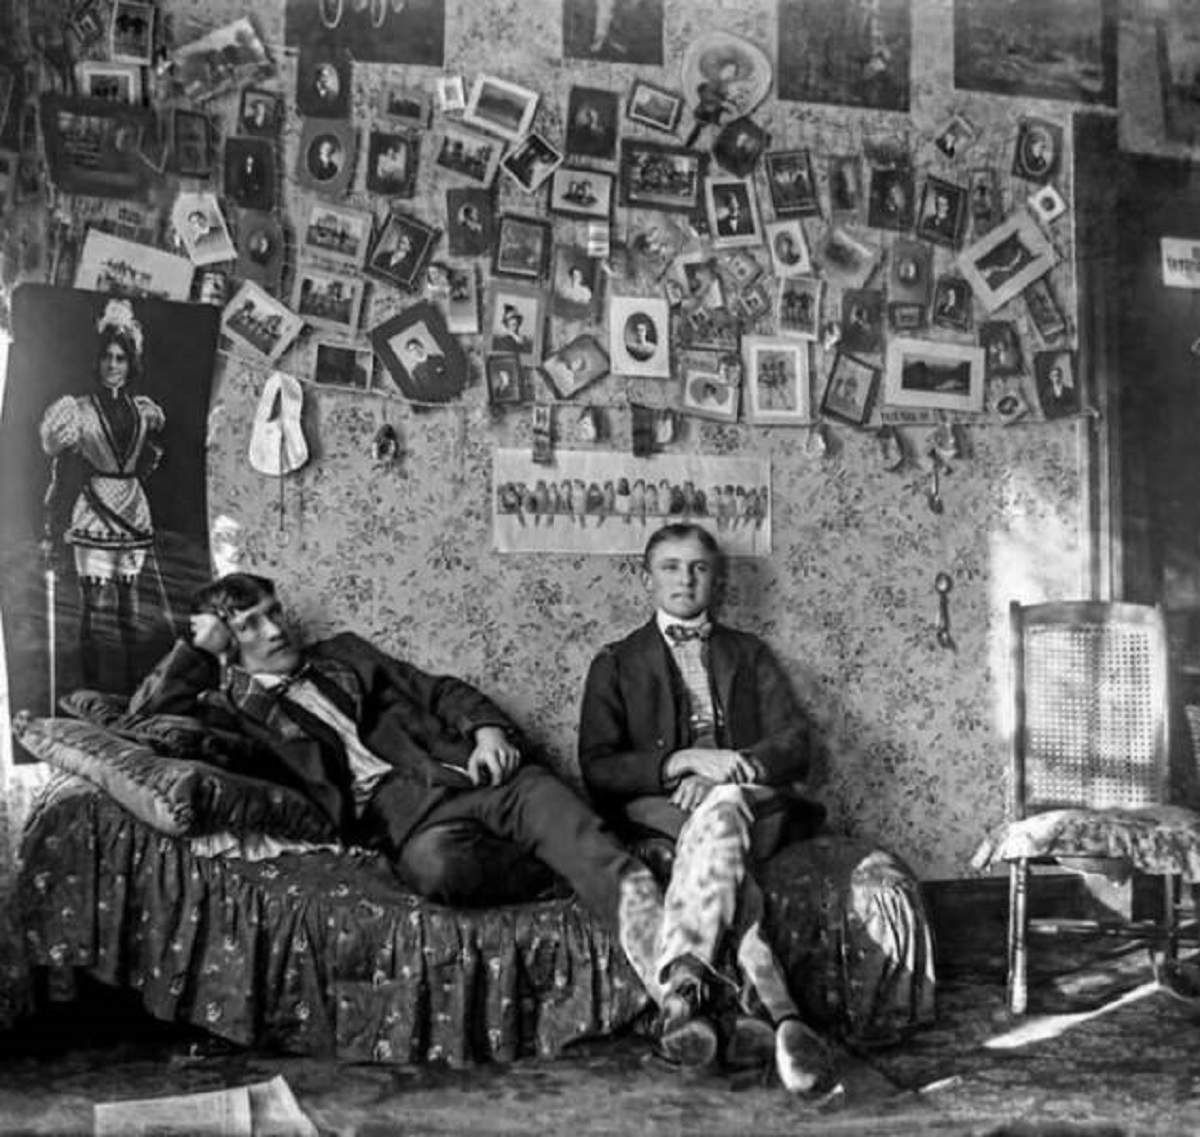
[94,1075,317,1137]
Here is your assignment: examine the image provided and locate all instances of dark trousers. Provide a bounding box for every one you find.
[366,765,641,926]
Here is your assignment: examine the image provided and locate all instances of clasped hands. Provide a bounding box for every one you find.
[667,747,757,812]
[468,725,520,787]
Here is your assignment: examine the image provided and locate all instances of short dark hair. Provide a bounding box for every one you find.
[642,522,721,572]
[191,572,275,622]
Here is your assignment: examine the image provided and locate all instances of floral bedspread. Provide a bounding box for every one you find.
[17,775,936,1063]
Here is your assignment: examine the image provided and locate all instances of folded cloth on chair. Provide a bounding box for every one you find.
[971,806,1200,881]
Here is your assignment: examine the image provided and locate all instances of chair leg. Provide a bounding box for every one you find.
[1008,859,1029,1015]
[1165,874,1179,964]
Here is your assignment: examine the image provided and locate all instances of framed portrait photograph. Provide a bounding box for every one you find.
[109,0,155,64]
[379,84,432,129]
[705,176,762,249]
[566,86,620,157]
[239,88,282,137]
[222,137,275,212]
[980,320,1024,379]
[369,301,469,405]
[429,262,480,336]
[75,61,143,104]
[742,336,811,425]
[551,244,602,321]
[172,191,235,266]
[191,267,230,307]
[494,213,552,281]
[934,112,977,159]
[776,275,823,340]
[968,166,1000,236]
[840,288,885,356]
[222,280,304,364]
[619,139,705,213]
[171,109,212,178]
[626,79,683,134]
[609,295,671,378]
[1012,116,1063,183]
[549,166,614,220]
[1034,348,1080,419]
[765,218,811,277]
[563,0,664,64]
[296,46,352,119]
[446,186,494,256]
[915,176,968,248]
[234,209,285,294]
[884,337,985,413]
[314,340,374,391]
[888,302,926,333]
[957,209,1058,314]
[486,352,525,406]
[890,238,933,306]
[1023,275,1068,340]
[539,333,610,400]
[931,275,973,333]
[828,154,864,219]
[463,74,539,143]
[764,149,819,218]
[501,132,563,194]
[486,280,545,364]
[366,130,420,198]
[712,117,769,180]
[366,211,439,292]
[300,202,373,271]
[293,263,364,336]
[678,349,741,423]
[821,352,880,427]
[435,74,466,113]
[296,118,356,196]
[433,123,503,187]
[867,164,915,232]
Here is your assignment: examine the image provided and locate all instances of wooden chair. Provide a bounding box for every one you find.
[982,600,1200,1014]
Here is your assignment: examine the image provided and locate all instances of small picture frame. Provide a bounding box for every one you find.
[540,333,610,400]
[889,238,933,306]
[722,248,764,291]
[888,302,926,333]
[813,223,881,289]
[566,86,620,157]
[764,149,820,218]
[678,350,741,423]
[296,118,356,196]
[433,122,503,187]
[170,17,272,104]
[712,117,769,180]
[765,218,811,277]
[446,186,494,256]
[435,75,466,114]
[867,164,915,231]
[293,263,365,336]
[619,139,705,213]
[980,320,1024,379]
[369,300,469,405]
[1027,183,1067,227]
[238,88,282,137]
[551,244,602,321]
[931,275,973,333]
[742,336,811,425]
[934,113,977,160]
[172,191,235,266]
[314,340,375,391]
[957,209,1058,314]
[487,280,545,364]
[821,352,880,427]
[1012,117,1063,183]
[235,209,285,293]
[366,211,439,292]
[968,167,1000,236]
[222,279,304,364]
[626,79,684,135]
[494,213,552,280]
[296,47,352,119]
[609,295,671,378]
[840,288,885,356]
[828,155,864,219]
[884,337,985,413]
[428,262,480,336]
[109,0,155,65]
[1024,276,1067,341]
[776,275,823,341]
[76,61,143,104]
[486,352,525,406]
[549,165,614,220]
[300,201,374,272]
[1034,348,1079,419]
[706,175,762,249]
[915,176,967,248]
[192,268,230,307]
[172,108,213,177]
[223,137,275,211]
[366,130,419,198]
[463,74,539,143]
[379,84,432,129]
[501,131,563,193]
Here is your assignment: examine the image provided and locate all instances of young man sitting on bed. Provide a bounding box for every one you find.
[578,522,833,1094]
[125,571,672,1012]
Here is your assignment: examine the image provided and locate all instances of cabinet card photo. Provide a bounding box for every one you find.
[609,295,670,378]
[742,335,810,425]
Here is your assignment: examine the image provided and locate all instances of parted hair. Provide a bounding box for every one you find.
[642,523,722,571]
[191,572,276,622]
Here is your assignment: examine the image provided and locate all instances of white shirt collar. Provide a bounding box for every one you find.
[655,610,711,640]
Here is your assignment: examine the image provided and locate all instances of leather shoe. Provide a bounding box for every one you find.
[658,961,718,1069]
[724,1014,776,1071]
[774,1016,834,1094]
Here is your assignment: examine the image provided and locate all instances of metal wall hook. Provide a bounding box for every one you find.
[935,572,955,649]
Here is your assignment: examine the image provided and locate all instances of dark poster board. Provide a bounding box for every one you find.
[0,285,218,736]
[284,0,445,67]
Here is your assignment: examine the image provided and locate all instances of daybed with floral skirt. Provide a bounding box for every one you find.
[12,702,937,1065]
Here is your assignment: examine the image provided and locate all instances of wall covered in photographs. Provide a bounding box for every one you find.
[0,0,1096,896]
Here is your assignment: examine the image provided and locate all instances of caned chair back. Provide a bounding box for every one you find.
[1010,600,1171,819]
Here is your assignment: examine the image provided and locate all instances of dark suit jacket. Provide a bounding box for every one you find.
[127,632,515,847]
[578,619,822,841]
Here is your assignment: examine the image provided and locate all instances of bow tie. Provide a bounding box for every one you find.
[665,623,711,644]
